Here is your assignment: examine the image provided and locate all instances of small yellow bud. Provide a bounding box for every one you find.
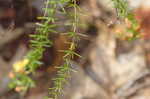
[13,59,29,73]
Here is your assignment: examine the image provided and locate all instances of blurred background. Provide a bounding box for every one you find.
[0,0,150,99]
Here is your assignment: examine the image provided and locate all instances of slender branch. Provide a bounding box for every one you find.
[48,0,80,98]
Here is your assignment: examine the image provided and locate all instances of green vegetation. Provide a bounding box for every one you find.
[8,0,140,98]
[9,0,80,98]
[112,0,140,40]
